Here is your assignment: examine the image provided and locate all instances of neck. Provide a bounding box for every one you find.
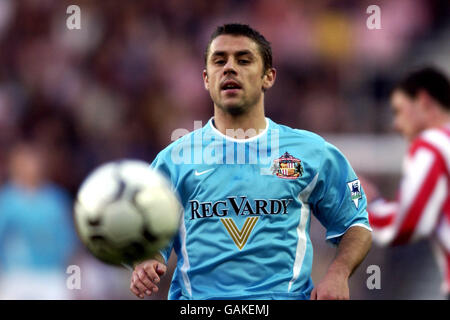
[12,177,42,192]
[427,110,450,130]
[213,100,266,139]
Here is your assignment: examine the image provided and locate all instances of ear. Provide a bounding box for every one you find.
[262,68,276,91]
[416,89,432,111]
[202,69,209,90]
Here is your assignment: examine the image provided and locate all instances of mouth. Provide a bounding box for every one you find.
[221,80,242,93]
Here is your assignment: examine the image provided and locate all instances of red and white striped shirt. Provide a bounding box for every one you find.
[368,124,450,295]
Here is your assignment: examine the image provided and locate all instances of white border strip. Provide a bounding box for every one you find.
[288,174,318,292]
[326,223,373,243]
[178,218,192,297]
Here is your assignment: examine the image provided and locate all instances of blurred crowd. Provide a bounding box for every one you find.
[0,0,449,299]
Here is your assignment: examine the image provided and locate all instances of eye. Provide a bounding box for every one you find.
[214,60,225,65]
[239,60,250,64]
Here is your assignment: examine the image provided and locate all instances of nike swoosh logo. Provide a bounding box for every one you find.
[195,169,215,176]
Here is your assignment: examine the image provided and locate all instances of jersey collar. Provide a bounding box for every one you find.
[207,117,270,143]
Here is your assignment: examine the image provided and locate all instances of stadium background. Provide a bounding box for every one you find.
[0,0,449,299]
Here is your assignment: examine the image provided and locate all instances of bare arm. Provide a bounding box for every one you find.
[330,225,372,278]
[311,226,372,300]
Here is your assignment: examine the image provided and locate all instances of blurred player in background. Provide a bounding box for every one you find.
[0,142,77,299]
[363,67,450,299]
[130,23,372,300]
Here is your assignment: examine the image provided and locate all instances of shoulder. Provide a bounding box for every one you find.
[273,121,325,141]
[270,120,348,171]
[40,184,72,206]
[154,127,203,161]
[409,127,450,171]
[0,183,14,203]
[0,183,21,200]
[419,126,450,146]
[44,183,69,197]
[410,127,450,157]
[271,120,327,148]
[273,120,343,155]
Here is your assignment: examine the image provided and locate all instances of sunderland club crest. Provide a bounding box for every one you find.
[271,152,304,179]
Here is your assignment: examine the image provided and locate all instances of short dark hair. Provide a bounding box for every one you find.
[393,67,450,110]
[204,23,273,74]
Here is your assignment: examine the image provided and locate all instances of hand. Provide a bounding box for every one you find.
[310,270,349,300]
[130,259,167,299]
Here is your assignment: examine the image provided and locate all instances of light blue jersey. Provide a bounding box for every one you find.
[0,183,77,272]
[151,117,371,300]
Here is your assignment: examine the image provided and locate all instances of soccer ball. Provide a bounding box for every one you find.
[74,160,182,266]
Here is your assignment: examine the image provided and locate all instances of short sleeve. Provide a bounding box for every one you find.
[311,142,372,246]
[150,152,177,263]
[150,152,176,187]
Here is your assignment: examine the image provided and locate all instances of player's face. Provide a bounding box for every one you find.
[9,145,45,188]
[203,35,274,115]
[390,90,426,141]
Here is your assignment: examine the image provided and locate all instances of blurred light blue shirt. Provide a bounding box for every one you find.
[0,182,77,273]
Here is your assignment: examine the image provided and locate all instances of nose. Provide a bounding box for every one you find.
[223,58,237,76]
